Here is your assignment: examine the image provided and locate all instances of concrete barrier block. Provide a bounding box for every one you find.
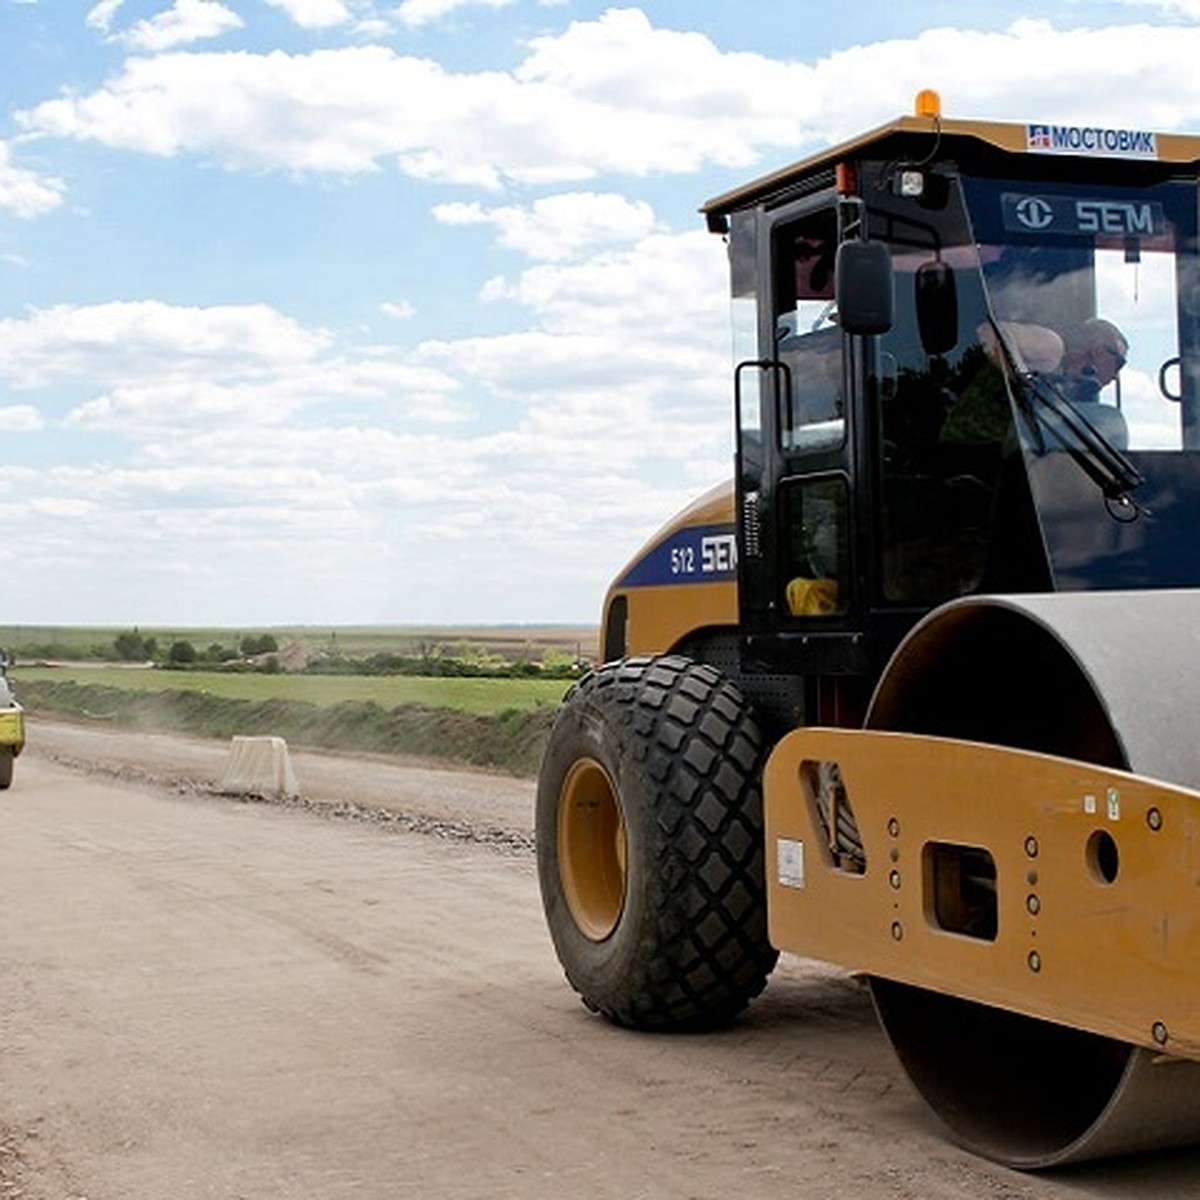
[219,735,299,800]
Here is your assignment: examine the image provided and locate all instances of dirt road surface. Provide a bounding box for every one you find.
[4,719,1200,1199]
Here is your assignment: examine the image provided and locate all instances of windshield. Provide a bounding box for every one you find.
[870,164,1200,601]
[962,175,1200,452]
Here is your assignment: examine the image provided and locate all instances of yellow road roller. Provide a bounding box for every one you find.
[536,93,1200,1167]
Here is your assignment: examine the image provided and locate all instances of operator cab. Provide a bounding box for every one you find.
[706,93,1200,717]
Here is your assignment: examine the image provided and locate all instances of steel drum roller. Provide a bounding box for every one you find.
[865,591,1200,1168]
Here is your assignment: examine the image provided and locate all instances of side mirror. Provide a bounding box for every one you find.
[836,240,893,335]
[915,259,958,355]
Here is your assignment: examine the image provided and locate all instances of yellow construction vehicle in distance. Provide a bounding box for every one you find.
[537,91,1200,1168]
[0,652,24,789]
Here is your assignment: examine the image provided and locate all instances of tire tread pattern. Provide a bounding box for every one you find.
[540,654,778,1030]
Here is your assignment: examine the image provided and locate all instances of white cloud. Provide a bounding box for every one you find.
[16,9,811,182]
[394,0,512,28]
[0,142,65,218]
[380,299,416,319]
[121,0,243,50]
[23,11,1200,188]
[65,355,465,432]
[265,0,352,29]
[0,406,44,433]
[414,226,733,481]
[0,301,464,435]
[473,228,728,341]
[808,17,1200,135]
[433,192,658,261]
[0,301,331,389]
[86,0,124,33]
[1119,0,1200,18]
[91,0,243,49]
[0,221,732,623]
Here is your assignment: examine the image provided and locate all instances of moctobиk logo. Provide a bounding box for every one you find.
[1028,124,1054,151]
[1026,123,1158,159]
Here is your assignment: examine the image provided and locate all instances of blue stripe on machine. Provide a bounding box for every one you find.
[618,524,738,588]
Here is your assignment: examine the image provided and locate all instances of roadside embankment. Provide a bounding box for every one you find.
[15,679,558,776]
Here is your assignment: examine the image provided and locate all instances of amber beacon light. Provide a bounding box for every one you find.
[914,88,942,118]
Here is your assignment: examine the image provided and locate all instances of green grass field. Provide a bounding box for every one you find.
[6,625,587,773]
[12,665,571,716]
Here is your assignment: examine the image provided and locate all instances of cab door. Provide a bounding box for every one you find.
[735,198,865,678]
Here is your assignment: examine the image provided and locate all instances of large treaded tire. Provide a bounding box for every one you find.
[536,654,778,1030]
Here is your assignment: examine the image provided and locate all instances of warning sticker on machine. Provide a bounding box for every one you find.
[777,838,805,889]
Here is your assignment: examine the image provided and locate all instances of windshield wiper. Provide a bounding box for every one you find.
[988,320,1146,514]
[1024,372,1145,501]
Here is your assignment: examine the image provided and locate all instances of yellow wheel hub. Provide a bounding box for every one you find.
[558,757,627,941]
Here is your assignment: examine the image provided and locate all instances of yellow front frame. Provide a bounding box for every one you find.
[765,727,1200,1059]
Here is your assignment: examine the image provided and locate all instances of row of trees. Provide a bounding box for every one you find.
[305,646,583,679]
[117,633,584,678]
[113,630,279,666]
[3,629,588,678]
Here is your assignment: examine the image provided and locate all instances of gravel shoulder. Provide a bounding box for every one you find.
[25,716,537,845]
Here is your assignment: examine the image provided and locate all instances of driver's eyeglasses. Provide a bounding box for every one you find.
[1099,344,1127,370]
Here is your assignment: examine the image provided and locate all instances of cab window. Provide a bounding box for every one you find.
[772,209,845,452]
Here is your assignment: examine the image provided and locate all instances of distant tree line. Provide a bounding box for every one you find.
[111,630,279,667]
[303,647,582,680]
[13,628,584,679]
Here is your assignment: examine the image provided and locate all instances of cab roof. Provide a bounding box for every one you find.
[701,112,1200,220]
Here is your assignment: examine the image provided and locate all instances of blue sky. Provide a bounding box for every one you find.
[4,0,1200,626]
